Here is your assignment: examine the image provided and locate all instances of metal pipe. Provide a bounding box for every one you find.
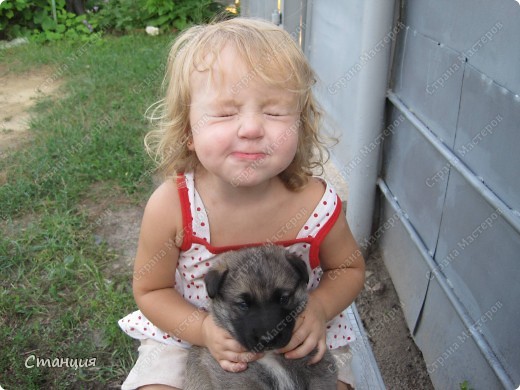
[377,178,515,389]
[387,91,520,234]
[51,0,58,23]
[346,0,396,253]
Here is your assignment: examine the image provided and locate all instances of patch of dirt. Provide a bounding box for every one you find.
[0,61,141,274]
[356,249,435,389]
[79,182,145,275]
[94,205,143,274]
[0,64,61,155]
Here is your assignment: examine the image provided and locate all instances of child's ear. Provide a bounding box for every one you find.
[186,137,194,151]
[204,269,228,298]
[285,253,309,286]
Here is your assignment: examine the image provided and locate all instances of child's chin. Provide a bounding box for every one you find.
[228,167,289,188]
[228,173,267,188]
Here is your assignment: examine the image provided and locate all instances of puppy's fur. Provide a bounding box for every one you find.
[184,245,337,390]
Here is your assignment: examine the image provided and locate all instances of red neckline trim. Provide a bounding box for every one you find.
[176,173,343,270]
[191,236,313,254]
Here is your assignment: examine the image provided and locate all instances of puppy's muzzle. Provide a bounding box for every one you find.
[250,326,292,351]
[241,308,297,352]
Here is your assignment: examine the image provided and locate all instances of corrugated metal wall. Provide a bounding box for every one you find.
[241,0,520,388]
[381,0,520,388]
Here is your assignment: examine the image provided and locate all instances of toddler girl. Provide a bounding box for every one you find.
[119,17,365,390]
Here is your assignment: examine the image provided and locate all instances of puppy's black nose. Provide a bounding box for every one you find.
[249,330,276,351]
[254,330,288,350]
[260,334,275,345]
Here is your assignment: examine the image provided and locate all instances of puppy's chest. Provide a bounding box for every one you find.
[257,352,296,390]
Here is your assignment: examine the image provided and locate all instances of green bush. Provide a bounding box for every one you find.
[0,0,231,42]
[86,0,141,32]
[143,0,227,31]
[89,0,230,33]
[0,0,97,42]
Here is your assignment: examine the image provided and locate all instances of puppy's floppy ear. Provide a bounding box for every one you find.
[285,253,309,285]
[204,269,229,299]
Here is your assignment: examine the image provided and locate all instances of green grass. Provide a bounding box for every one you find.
[0,33,173,388]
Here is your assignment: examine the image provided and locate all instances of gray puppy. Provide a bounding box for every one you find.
[184,245,337,390]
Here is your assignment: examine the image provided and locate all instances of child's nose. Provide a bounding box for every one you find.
[237,112,264,139]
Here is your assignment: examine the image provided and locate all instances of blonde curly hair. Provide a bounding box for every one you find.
[145,17,330,190]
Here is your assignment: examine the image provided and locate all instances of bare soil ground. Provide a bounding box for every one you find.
[3,68,435,389]
[0,64,61,155]
[78,181,144,275]
[356,250,435,389]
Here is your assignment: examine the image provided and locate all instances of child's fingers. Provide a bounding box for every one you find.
[219,360,248,372]
[275,329,306,354]
[307,340,327,365]
[276,315,309,354]
[221,336,246,351]
[222,349,261,363]
[217,350,264,372]
[215,338,263,360]
[240,350,265,363]
[282,334,317,359]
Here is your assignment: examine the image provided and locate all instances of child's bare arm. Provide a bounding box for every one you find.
[279,209,365,362]
[132,180,209,345]
[312,208,366,319]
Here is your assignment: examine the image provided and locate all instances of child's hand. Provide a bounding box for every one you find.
[201,314,263,372]
[276,295,328,364]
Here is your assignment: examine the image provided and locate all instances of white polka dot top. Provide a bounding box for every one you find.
[118,172,355,350]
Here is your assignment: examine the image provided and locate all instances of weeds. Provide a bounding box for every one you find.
[0,33,172,388]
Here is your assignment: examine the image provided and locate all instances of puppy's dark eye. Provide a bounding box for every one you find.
[279,294,290,306]
[237,301,249,311]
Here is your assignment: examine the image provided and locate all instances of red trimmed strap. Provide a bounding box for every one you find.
[176,174,193,251]
[308,195,342,269]
[191,236,313,254]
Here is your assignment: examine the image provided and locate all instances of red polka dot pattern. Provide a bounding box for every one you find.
[117,173,355,349]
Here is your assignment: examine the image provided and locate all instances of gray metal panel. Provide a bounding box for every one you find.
[392,26,464,146]
[378,177,516,388]
[405,0,520,93]
[240,0,278,20]
[414,278,504,390]
[382,107,448,253]
[382,0,520,387]
[434,169,520,384]
[281,0,306,46]
[455,64,520,212]
[304,0,364,168]
[388,21,407,93]
[347,304,386,389]
[379,195,430,331]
